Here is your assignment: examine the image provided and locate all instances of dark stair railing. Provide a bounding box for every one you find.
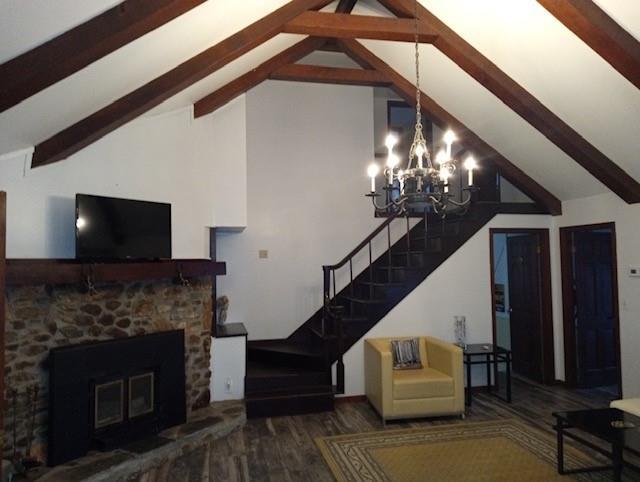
[321,207,424,393]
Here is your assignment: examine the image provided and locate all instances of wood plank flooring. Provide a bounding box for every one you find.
[210,377,617,481]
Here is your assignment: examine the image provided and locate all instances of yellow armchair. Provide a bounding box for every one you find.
[364,336,464,422]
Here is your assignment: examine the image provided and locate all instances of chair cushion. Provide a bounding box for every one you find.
[611,398,640,417]
[393,367,454,400]
[391,338,423,370]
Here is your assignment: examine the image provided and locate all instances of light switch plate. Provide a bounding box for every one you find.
[629,266,640,277]
[258,249,268,259]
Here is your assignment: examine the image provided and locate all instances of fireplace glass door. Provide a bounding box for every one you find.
[94,380,124,429]
[129,372,154,418]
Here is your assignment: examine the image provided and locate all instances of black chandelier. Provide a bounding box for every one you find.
[366,0,478,217]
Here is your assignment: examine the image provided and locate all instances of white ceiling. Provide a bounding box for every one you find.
[0,0,638,201]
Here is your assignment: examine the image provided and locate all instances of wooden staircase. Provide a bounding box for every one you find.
[245,202,546,418]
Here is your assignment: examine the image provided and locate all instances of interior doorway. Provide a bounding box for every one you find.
[560,223,621,397]
[490,229,555,384]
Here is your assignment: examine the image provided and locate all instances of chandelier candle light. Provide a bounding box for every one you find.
[366,0,478,217]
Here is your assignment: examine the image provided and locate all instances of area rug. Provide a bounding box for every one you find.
[316,420,611,482]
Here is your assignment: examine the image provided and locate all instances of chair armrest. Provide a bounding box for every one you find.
[425,337,464,412]
[425,337,461,378]
[364,339,393,418]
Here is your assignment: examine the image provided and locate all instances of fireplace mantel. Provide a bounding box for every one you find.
[6,258,225,286]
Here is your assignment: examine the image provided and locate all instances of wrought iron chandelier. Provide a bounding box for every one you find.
[366,0,478,217]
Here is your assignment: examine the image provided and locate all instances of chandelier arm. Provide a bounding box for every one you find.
[447,190,473,207]
[369,194,408,212]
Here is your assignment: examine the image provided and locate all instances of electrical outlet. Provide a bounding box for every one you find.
[258,249,268,259]
[225,377,232,393]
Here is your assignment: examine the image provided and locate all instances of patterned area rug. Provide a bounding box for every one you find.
[316,420,613,482]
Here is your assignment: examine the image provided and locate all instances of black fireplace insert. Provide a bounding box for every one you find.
[48,330,186,466]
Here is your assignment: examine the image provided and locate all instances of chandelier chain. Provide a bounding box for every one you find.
[414,0,421,129]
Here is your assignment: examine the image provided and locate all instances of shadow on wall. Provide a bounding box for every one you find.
[46,196,75,258]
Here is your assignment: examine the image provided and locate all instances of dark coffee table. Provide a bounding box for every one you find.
[553,408,640,481]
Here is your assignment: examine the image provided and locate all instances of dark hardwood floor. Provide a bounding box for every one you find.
[210,377,616,481]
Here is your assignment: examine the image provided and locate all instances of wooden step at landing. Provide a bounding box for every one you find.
[247,340,324,370]
[245,385,334,418]
[245,361,329,393]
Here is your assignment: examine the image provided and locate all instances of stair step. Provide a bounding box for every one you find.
[376,265,423,271]
[340,295,387,305]
[245,388,334,418]
[357,281,403,288]
[248,340,324,370]
[245,361,329,393]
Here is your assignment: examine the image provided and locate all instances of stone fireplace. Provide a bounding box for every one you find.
[48,330,186,465]
[3,277,213,464]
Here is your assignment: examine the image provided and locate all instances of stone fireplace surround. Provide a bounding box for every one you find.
[3,276,213,464]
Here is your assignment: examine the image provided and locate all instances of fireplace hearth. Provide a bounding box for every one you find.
[48,330,186,466]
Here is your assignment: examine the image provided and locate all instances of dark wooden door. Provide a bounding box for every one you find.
[507,234,544,382]
[0,192,6,440]
[572,230,618,387]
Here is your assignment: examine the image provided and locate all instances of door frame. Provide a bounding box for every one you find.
[559,222,621,395]
[489,228,555,384]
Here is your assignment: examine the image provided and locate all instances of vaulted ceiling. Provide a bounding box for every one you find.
[1,0,638,209]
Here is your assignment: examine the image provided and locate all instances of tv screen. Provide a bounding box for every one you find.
[75,194,171,260]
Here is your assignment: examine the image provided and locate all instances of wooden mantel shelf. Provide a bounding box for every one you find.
[5,258,226,287]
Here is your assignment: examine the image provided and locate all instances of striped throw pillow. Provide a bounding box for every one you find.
[391,338,422,370]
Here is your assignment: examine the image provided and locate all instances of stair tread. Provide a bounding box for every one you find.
[376,265,424,270]
[340,295,387,304]
[246,361,326,378]
[248,340,322,357]
[246,385,334,399]
[356,281,403,287]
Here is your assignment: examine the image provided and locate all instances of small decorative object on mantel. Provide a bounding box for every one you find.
[454,316,467,349]
[216,295,229,324]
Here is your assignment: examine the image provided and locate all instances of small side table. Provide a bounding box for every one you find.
[463,343,512,406]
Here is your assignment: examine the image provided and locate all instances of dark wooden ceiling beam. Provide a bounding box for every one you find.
[270,64,390,87]
[337,38,562,215]
[194,37,326,118]
[336,0,359,14]
[377,0,640,204]
[284,12,437,43]
[30,0,334,168]
[0,0,206,113]
[537,0,640,89]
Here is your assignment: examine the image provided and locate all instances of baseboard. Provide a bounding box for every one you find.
[335,395,367,404]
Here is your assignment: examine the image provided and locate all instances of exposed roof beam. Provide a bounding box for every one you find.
[377,0,640,204]
[284,12,437,43]
[270,64,390,87]
[0,0,206,113]
[537,0,640,89]
[194,37,326,118]
[30,0,333,168]
[337,38,562,215]
[336,0,358,14]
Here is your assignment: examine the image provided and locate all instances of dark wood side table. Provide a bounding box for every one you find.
[462,343,511,406]
[553,408,640,481]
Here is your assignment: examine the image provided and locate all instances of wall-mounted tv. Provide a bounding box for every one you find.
[75,194,171,260]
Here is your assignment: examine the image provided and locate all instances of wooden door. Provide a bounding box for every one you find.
[572,229,618,387]
[0,192,5,452]
[507,233,544,382]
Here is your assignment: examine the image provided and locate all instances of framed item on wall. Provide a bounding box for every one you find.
[494,283,505,312]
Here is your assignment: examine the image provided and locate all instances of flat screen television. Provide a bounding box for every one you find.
[75,194,171,260]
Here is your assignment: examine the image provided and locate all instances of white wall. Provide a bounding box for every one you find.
[0,98,247,258]
[552,192,640,397]
[338,213,557,396]
[217,81,386,340]
[210,336,246,401]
